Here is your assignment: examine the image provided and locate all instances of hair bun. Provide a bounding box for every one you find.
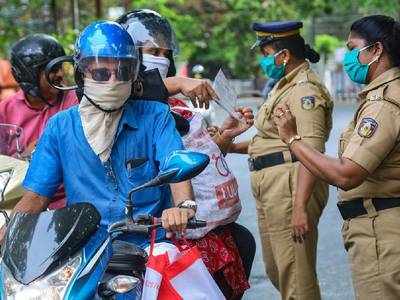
[304,44,320,63]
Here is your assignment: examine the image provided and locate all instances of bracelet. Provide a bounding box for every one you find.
[177,199,197,213]
[287,135,302,147]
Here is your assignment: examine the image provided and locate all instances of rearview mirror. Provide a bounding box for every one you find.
[125,150,209,221]
[127,150,209,194]
[0,169,12,203]
[161,150,209,183]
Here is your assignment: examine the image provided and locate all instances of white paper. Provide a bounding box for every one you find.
[212,69,244,122]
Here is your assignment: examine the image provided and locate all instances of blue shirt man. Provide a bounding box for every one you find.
[14,21,196,248]
[23,100,183,246]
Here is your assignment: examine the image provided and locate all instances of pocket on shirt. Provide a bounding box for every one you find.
[126,157,155,183]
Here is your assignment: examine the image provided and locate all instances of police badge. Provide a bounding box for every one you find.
[301,96,315,110]
[358,117,378,138]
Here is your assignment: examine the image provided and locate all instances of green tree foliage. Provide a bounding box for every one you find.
[132,0,300,78]
[1,0,399,77]
[315,34,342,64]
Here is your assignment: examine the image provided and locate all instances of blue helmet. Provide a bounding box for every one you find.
[75,21,136,60]
[74,21,140,81]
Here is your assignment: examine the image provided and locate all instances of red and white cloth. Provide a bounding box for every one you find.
[142,230,225,300]
[174,227,250,297]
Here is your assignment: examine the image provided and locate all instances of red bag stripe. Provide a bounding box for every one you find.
[146,252,170,273]
[163,247,202,279]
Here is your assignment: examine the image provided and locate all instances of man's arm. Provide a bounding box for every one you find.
[170,180,194,206]
[0,191,49,243]
[162,181,196,234]
[164,77,217,109]
[13,191,50,214]
[154,108,196,233]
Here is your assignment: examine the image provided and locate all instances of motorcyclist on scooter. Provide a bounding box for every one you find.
[118,9,257,299]
[0,34,78,209]
[6,21,196,250]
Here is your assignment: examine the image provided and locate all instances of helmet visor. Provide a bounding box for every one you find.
[78,57,137,83]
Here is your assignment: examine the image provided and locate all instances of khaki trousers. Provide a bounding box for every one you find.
[251,163,328,300]
[341,204,400,300]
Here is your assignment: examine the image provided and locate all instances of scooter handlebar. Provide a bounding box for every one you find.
[186,219,207,229]
[109,218,207,235]
[154,217,207,229]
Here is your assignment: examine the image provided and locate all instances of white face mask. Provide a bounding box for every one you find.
[83,78,132,110]
[142,53,170,79]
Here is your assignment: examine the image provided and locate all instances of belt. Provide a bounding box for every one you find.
[248,151,298,172]
[337,197,400,220]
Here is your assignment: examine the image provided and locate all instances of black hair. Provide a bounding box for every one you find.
[351,15,400,67]
[166,50,176,77]
[266,35,320,63]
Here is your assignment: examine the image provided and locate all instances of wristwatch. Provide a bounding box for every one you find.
[177,199,197,213]
[287,135,302,147]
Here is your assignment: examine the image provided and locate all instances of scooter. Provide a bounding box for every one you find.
[0,150,209,299]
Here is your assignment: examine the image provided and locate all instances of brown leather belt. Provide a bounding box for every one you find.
[248,151,298,171]
[337,197,400,220]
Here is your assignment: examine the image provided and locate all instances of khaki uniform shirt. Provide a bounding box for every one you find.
[249,62,333,158]
[339,67,400,201]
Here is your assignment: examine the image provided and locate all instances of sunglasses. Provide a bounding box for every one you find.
[87,66,132,82]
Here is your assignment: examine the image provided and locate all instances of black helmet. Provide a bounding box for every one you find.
[10,34,65,98]
[117,9,178,76]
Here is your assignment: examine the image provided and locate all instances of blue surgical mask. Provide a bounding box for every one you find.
[259,50,286,80]
[343,44,379,84]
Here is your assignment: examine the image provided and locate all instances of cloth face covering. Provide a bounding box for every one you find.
[142,53,170,79]
[259,50,286,80]
[79,78,132,163]
[343,44,379,84]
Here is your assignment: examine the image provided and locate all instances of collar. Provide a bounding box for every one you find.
[116,100,138,135]
[19,90,63,111]
[276,61,309,89]
[359,67,400,98]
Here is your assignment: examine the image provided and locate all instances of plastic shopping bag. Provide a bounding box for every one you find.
[142,230,225,300]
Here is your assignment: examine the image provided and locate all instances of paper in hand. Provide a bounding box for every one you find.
[212,69,244,123]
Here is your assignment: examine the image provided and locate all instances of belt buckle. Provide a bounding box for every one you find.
[248,157,255,171]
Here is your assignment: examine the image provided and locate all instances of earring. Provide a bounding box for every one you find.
[283,60,287,65]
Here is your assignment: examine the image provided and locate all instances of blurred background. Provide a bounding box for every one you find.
[1,0,399,103]
[0,1,399,299]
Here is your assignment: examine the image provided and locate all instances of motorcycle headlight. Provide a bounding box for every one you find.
[3,254,81,300]
[107,275,142,294]
[0,170,12,199]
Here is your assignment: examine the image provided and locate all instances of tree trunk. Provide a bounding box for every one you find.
[123,0,130,10]
[71,0,79,29]
[95,0,102,19]
[50,0,57,32]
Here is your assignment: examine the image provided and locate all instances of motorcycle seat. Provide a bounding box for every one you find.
[106,240,148,276]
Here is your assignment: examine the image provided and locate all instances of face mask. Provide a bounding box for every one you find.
[83,78,132,111]
[142,53,170,79]
[343,44,379,84]
[259,50,286,80]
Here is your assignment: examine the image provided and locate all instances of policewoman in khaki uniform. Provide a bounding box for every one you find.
[247,21,333,300]
[274,15,400,299]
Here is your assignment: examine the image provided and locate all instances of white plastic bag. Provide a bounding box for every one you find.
[181,112,242,239]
